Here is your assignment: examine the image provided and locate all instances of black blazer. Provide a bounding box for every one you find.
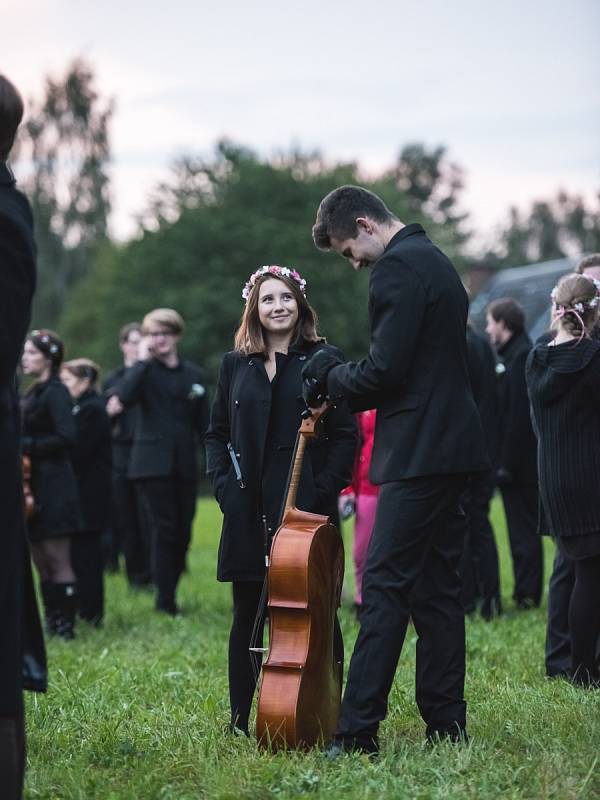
[117,357,209,481]
[495,330,538,485]
[71,390,113,533]
[466,326,501,467]
[22,376,83,537]
[0,162,46,712]
[327,224,488,483]
[206,340,357,582]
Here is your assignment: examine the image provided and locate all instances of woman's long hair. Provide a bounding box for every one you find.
[234,273,323,356]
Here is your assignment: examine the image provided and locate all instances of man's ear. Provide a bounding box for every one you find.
[356,217,374,234]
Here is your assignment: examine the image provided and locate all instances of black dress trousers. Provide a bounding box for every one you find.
[336,474,468,744]
[137,476,197,609]
[500,484,543,607]
[545,546,575,677]
[71,531,104,625]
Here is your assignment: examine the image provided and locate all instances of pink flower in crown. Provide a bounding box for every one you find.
[242,264,307,302]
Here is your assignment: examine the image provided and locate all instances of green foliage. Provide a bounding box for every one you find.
[25,497,600,799]
[61,141,470,384]
[16,58,113,327]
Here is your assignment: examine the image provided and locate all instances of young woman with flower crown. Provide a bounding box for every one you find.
[526,272,600,687]
[206,265,357,735]
[21,330,83,640]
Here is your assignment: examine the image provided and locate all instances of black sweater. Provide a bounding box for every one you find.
[526,338,600,537]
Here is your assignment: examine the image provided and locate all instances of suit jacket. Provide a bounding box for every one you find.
[103,365,139,475]
[0,161,46,712]
[117,357,208,481]
[496,330,538,486]
[206,339,357,581]
[466,326,501,467]
[71,390,113,532]
[327,223,488,483]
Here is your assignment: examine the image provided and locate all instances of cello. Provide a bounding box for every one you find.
[255,404,345,750]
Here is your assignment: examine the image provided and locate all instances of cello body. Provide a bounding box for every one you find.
[256,506,344,750]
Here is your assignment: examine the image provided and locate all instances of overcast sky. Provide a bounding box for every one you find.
[4,0,599,250]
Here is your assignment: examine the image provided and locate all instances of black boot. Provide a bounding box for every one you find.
[40,581,57,636]
[54,583,77,640]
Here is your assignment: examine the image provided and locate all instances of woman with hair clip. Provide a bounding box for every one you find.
[206,265,357,736]
[61,359,112,627]
[21,330,82,640]
[527,273,600,687]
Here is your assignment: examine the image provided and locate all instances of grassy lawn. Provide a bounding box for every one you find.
[25,496,599,799]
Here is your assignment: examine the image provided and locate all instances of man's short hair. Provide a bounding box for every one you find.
[0,75,24,160]
[312,185,396,250]
[486,297,525,334]
[576,254,600,274]
[119,322,142,343]
[142,308,185,335]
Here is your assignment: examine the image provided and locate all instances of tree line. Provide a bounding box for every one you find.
[15,60,600,384]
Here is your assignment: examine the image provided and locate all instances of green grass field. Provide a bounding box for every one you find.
[25,497,599,799]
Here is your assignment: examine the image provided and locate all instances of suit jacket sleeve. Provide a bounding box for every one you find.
[0,214,36,385]
[327,256,427,407]
[22,385,76,457]
[205,355,232,501]
[501,350,530,474]
[191,369,210,438]
[117,360,151,406]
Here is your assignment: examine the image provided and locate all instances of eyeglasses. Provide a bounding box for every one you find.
[147,330,174,338]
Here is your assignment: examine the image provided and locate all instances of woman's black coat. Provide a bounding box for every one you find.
[22,376,83,539]
[206,340,358,582]
[526,338,600,538]
[71,390,113,533]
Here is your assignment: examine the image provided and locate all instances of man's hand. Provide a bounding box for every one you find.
[301,349,344,408]
[137,335,154,361]
[106,394,124,417]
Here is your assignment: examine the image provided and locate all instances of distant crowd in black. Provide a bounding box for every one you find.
[2,71,600,796]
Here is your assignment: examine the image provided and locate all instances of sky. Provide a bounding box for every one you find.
[3,0,599,251]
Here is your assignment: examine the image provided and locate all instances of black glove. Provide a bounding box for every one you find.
[301,349,344,407]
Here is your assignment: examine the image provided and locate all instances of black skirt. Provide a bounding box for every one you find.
[557,531,600,560]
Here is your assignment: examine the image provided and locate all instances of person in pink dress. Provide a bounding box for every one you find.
[340,410,379,615]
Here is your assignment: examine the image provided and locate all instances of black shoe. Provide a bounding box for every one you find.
[40,581,58,636]
[155,599,180,616]
[226,723,250,737]
[54,583,77,640]
[426,725,468,745]
[324,736,379,759]
[515,597,538,610]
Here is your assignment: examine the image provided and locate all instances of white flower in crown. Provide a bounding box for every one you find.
[574,302,585,313]
[242,265,308,302]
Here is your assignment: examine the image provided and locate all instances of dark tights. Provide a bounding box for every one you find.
[228,580,345,732]
[569,553,600,685]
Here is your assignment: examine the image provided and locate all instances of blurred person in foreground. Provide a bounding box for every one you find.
[527,273,600,687]
[115,309,209,615]
[103,323,152,587]
[302,186,488,754]
[486,298,543,609]
[0,73,46,800]
[61,359,112,627]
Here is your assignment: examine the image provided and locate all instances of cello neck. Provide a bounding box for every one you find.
[283,433,307,513]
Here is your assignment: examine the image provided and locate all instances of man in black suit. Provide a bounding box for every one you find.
[103,322,151,586]
[302,186,488,753]
[116,308,209,615]
[0,74,46,800]
[486,298,542,609]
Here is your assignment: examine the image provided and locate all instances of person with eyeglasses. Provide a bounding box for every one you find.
[114,308,209,615]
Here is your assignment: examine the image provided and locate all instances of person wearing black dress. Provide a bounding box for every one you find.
[115,308,208,615]
[61,359,112,627]
[0,73,46,800]
[527,272,600,687]
[103,322,150,586]
[21,331,82,640]
[206,265,357,736]
[486,298,543,609]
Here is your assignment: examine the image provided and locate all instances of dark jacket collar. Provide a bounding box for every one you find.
[498,330,532,361]
[384,223,425,253]
[0,161,16,186]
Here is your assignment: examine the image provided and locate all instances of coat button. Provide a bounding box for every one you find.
[248,360,254,366]
[235,400,240,407]
[299,355,307,361]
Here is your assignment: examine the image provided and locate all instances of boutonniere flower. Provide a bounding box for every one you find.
[188,383,206,399]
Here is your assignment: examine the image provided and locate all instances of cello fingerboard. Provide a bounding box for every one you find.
[284,434,306,513]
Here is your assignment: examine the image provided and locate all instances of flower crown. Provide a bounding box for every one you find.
[550,277,600,314]
[31,329,60,355]
[242,265,307,303]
